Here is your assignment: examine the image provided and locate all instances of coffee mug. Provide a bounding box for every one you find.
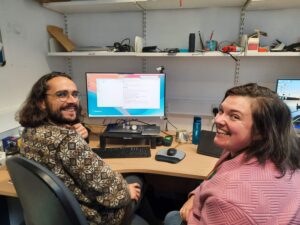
[206,40,217,51]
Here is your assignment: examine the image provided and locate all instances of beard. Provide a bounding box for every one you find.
[45,101,82,125]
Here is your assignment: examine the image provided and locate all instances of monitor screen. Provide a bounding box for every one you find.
[86,72,166,117]
[276,79,300,128]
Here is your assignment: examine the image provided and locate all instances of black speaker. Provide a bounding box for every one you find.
[188,33,195,52]
[155,136,163,146]
[197,130,223,158]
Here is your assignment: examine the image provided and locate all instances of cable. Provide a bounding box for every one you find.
[164,117,178,130]
[165,119,168,131]
[113,37,133,52]
[120,38,130,46]
[211,122,216,131]
[218,49,238,62]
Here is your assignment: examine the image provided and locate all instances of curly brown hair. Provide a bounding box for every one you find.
[16,72,82,127]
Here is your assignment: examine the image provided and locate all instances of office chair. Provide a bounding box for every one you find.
[6,156,88,225]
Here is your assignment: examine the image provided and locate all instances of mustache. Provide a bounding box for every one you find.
[60,103,78,111]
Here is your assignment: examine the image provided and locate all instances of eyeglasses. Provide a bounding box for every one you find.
[46,90,81,102]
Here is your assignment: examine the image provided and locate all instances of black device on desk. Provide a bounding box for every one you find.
[155,148,186,163]
[197,130,223,158]
[100,123,160,149]
[92,146,151,158]
[106,123,160,135]
[106,123,143,134]
[162,135,173,146]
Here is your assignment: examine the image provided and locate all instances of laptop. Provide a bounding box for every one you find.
[197,130,223,158]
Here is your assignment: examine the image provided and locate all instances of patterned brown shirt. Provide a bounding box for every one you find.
[20,125,131,225]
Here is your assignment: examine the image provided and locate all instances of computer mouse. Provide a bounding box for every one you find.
[167,148,177,156]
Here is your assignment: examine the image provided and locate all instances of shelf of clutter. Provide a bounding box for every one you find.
[48,51,300,57]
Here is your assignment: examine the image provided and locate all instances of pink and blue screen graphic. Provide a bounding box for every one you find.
[276,79,300,129]
[86,73,165,117]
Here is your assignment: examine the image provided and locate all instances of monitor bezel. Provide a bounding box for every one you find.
[85,72,166,118]
[275,78,300,128]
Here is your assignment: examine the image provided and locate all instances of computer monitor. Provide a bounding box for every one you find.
[86,72,166,118]
[276,79,300,130]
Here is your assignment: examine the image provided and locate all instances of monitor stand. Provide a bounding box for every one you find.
[105,123,160,135]
[99,132,159,149]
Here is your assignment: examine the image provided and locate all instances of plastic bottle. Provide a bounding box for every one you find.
[192,116,202,145]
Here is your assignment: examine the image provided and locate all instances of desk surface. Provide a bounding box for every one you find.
[0,167,16,197]
[0,133,219,197]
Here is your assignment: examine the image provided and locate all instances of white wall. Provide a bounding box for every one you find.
[0,0,66,133]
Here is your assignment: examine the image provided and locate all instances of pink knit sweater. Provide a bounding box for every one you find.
[188,151,300,225]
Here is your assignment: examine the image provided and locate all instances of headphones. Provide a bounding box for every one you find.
[113,42,131,52]
[113,38,132,52]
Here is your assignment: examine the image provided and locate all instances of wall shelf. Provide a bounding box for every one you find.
[245,52,300,57]
[48,51,137,56]
[48,51,300,57]
[48,51,243,57]
[43,0,300,14]
[43,0,144,14]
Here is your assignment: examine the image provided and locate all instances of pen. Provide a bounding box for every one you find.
[209,30,214,40]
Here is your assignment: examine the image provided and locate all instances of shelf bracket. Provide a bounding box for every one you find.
[142,9,147,73]
[63,14,72,76]
[234,0,250,86]
[234,58,241,86]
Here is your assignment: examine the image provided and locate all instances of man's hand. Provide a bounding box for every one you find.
[127,183,141,202]
[180,195,195,221]
[72,123,89,139]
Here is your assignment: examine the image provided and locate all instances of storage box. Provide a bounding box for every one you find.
[2,136,19,152]
[247,37,259,52]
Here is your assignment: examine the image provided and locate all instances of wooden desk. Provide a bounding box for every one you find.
[89,134,218,180]
[0,134,218,197]
[0,166,16,197]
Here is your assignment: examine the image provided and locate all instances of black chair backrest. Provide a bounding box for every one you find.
[6,156,88,225]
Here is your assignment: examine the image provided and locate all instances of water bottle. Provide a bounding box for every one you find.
[192,116,202,145]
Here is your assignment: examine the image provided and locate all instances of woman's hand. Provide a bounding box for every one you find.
[180,195,195,221]
[127,183,141,201]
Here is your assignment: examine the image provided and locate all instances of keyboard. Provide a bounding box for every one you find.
[92,146,151,158]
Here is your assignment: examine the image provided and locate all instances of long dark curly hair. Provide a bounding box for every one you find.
[16,72,82,127]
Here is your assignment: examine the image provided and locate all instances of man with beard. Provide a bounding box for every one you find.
[16,72,148,225]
